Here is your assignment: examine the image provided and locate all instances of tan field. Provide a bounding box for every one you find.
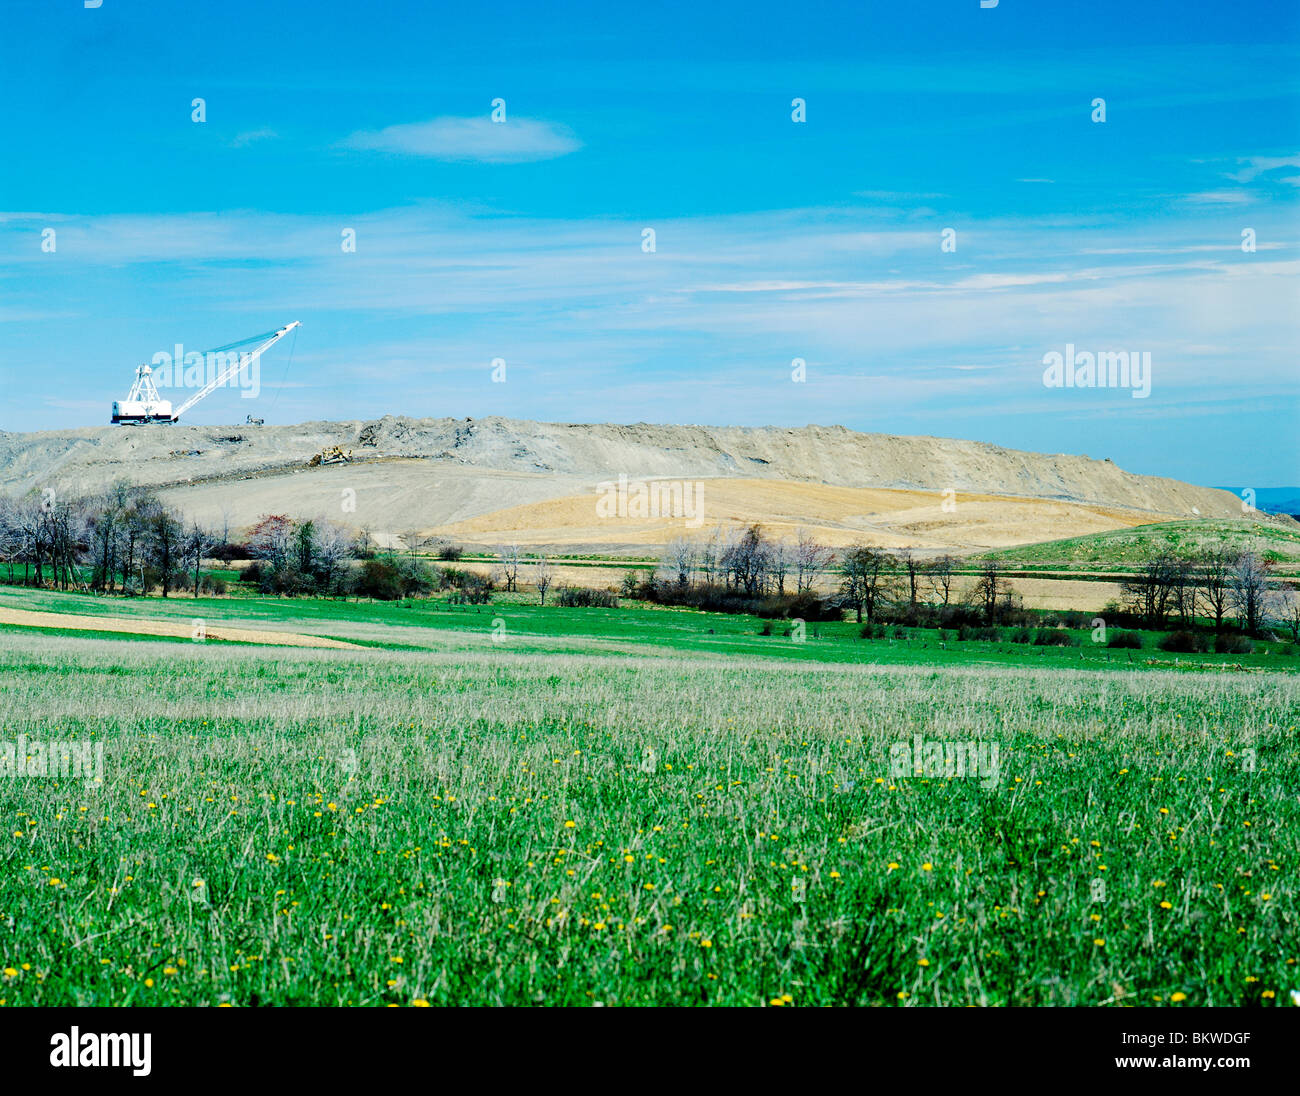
[425,478,1176,553]
[0,606,360,648]
[420,559,1125,612]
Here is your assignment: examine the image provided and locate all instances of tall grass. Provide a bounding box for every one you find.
[0,633,1295,1006]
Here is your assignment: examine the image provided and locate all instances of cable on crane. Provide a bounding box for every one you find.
[264,321,298,419]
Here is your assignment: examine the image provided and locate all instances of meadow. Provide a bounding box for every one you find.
[0,587,1297,1006]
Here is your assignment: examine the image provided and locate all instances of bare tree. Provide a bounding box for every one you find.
[184,519,211,598]
[696,526,724,584]
[794,528,832,593]
[1168,554,1197,627]
[1230,551,1272,634]
[1196,546,1234,631]
[716,526,743,589]
[927,554,958,608]
[0,496,20,583]
[971,558,1014,624]
[121,496,157,595]
[147,507,184,598]
[899,548,922,614]
[496,543,522,593]
[217,504,234,556]
[662,537,693,587]
[1274,585,1300,642]
[533,556,555,605]
[1121,553,1179,629]
[839,546,896,624]
[723,524,771,596]
[313,519,354,596]
[769,538,791,595]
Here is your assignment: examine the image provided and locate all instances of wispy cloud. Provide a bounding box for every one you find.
[1180,190,1253,205]
[1228,154,1300,183]
[341,116,581,163]
[229,128,279,148]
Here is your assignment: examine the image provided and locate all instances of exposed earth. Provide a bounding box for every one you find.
[0,415,1258,554]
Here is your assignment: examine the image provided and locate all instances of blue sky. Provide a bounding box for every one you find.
[1,0,1296,486]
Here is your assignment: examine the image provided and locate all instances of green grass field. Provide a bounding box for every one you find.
[0,586,1297,1006]
[984,518,1300,574]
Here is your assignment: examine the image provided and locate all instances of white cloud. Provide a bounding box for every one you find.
[230,128,278,148]
[1228,155,1300,184]
[1180,190,1253,206]
[342,116,581,163]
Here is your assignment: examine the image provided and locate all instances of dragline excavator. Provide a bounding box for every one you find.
[110,321,300,424]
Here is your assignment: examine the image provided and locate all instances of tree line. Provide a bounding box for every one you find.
[638,523,1297,638]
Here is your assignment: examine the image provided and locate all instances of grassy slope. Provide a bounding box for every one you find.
[984,518,1300,573]
[0,632,1296,1007]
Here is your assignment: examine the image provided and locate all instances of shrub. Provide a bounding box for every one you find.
[1158,630,1209,653]
[1106,630,1143,649]
[757,590,839,622]
[351,560,404,600]
[958,625,1000,642]
[439,568,494,604]
[347,558,435,601]
[1009,627,1033,644]
[209,541,250,562]
[641,580,838,621]
[1033,629,1079,647]
[554,586,618,608]
[1214,634,1254,655]
[860,623,886,639]
[448,573,494,605]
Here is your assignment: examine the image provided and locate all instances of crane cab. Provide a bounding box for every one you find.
[110,364,176,424]
[111,399,176,424]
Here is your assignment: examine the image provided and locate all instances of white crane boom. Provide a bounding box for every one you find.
[172,321,301,419]
[111,320,300,425]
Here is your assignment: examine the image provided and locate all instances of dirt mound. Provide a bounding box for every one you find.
[0,416,1253,552]
[0,416,1243,510]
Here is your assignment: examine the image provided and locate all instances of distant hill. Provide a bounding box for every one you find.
[1213,487,1300,516]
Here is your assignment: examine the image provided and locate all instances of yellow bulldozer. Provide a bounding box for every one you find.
[308,445,353,467]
